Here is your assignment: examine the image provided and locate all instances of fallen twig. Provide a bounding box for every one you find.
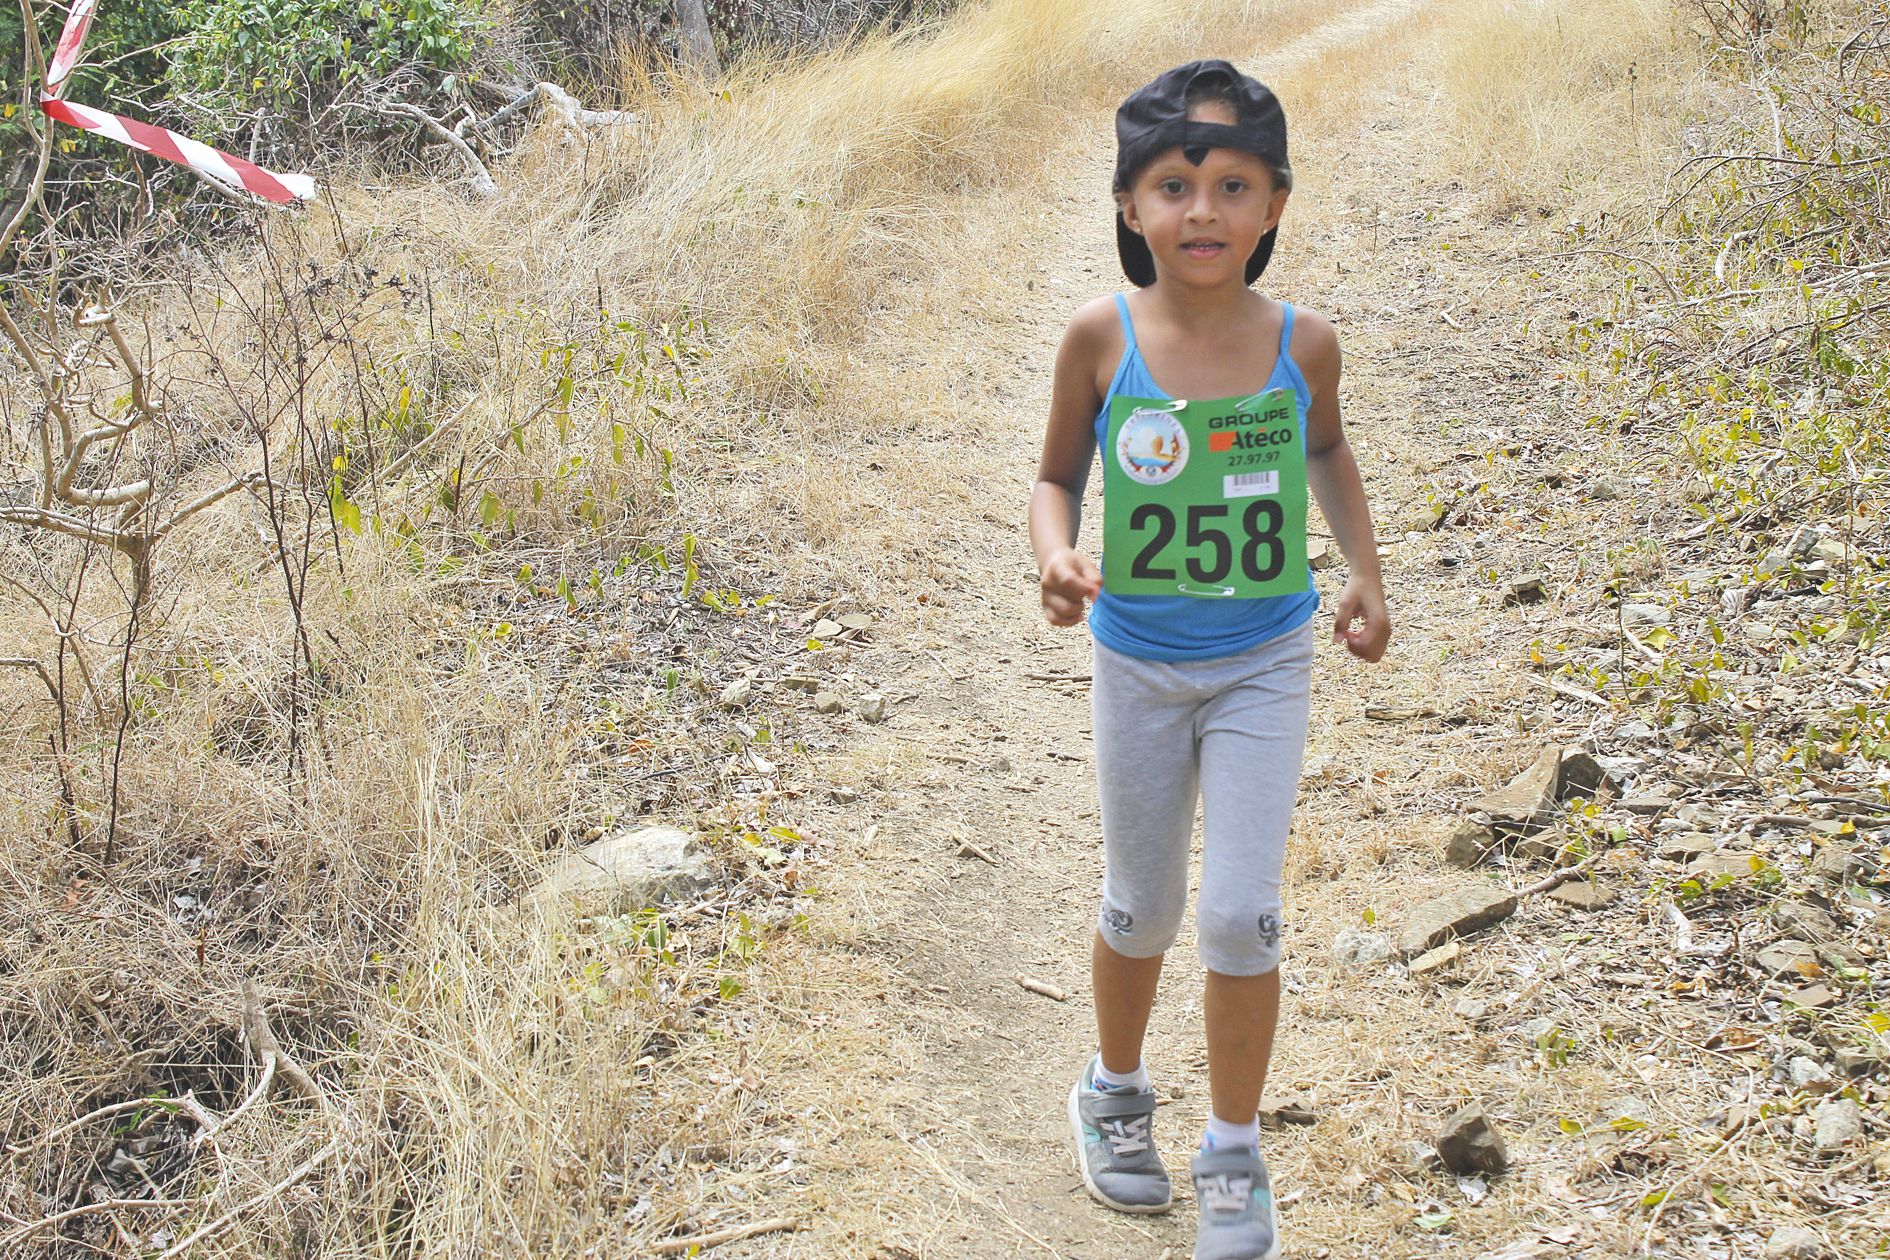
[152,1138,339,1260]
[1016,976,1068,1002]
[651,1216,800,1254]
[1527,672,1614,708]
[1513,855,1601,898]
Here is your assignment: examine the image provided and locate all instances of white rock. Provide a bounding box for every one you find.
[1332,928,1391,969]
[1811,1097,1861,1150]
[531,827,712,911]
[1788,1056,1833,1092]
[857,693,887,723]
[1765,1224,1827,1259]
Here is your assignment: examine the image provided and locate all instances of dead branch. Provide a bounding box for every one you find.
[652,1216,799,1255]
[377,102,498,198]
[0,655,58,704]
[239,980,328,1115]
[150,1138,340,1260]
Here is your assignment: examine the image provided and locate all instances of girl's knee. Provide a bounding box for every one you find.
[1097,896,1184,959]
[1196,902,1285,975]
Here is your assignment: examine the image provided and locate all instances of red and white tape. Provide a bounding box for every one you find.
[40,0,316,204]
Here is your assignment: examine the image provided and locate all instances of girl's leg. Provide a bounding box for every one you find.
[1193,623,1314,1135]
[1089,642,1201,1071]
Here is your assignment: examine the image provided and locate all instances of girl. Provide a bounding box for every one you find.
[1028,60,1390,1260]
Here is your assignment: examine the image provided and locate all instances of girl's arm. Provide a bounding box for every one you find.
[1029,300,1111,627]
[1297,312,1391,662]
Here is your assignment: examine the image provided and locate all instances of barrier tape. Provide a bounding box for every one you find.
[38,0,316,203]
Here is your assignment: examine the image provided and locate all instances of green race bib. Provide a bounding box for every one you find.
[1102,390,1309,599]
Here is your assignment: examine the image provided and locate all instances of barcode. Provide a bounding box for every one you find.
[1223,471,1279,498]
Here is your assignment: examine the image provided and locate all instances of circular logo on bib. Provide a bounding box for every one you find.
[1116,408,1188,485]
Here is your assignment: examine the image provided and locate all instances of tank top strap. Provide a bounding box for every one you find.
[1113,292,1139,354]
[1277,301,1296,359]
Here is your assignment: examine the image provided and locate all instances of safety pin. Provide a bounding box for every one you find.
[1176,581,1237,598]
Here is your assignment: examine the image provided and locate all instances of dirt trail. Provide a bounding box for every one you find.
[809,3,1635,1256]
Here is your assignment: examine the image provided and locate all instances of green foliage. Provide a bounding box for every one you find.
[165,0,488,129]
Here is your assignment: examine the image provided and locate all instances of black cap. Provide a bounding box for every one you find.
[1113,60,1290,287]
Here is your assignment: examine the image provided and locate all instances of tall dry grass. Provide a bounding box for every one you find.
[1434,0,1700,205]
[1,0,1352,1254]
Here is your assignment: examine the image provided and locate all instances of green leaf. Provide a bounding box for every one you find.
[1415,1210,1453,1231]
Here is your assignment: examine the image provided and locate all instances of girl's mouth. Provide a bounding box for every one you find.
[1181,241,1225,258]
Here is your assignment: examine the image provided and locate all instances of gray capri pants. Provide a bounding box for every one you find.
[1092,621,1314,976]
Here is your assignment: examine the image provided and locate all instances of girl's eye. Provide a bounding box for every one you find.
[1221,180,1247,194]
[1159,179,1186,195]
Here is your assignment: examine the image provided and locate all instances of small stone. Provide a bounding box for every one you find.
[1788,1056,1835,1093]
[1765,1225,1827,1260]
[1453,995,1492,1022]
[1308,540,1340,571]
[857,693,887,723]
[1503,575,1546,605]
[1257,1092,1320,1127]
[810,618,844,639]
[1687,850,1757,881]
[1555,749,1618,800]
[1773,901,1838,942]
[1407,500,1452,532]
[1833,1046,1884,1075]
[1433,1103,1510,1175]
[1809,843,1869,883]
[830,786,860,805]
[1622,793,1675,816]
[1756,940,1820,978]
[717,677,753,709]
[1409,940,1462,975]
[1588,474,1629,502]
[1811,538,1848,568]
[1468,748,1561,832]
[1811,1097,1861,1149]
[1622,602,1671,629]
[1719,1102,1762,1139]
[1547,879,1618,911]
[530,826,712,912]
[1332,928,1392,969]
[1785,984,1838,1010]
[1657,832,1716,861]
[1398,885,1519,958]
[1445,818,1496,867]
[813,691,843,715]
[1615,720,1657,742]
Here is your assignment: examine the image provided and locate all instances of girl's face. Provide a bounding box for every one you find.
[1118,102,1289,290]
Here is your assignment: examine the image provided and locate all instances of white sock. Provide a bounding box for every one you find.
[1091,1057,1151,1092]
[1201,1113,1260,1152]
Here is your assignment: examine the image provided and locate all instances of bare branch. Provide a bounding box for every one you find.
[378,101,498,197]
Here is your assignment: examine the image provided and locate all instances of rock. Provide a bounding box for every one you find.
[1765,1225,1827,1260]
[1686,850,1756,881]
[717,677,753,709]
[1547,879,1618,911]
[1308,539,1340,571]
[1408,940,1462,975]
[813,690,843,715]
[1453,995,1492,1022]
[1407,500,1451,532]
[1398,885,1519,958]
[1788,1056,1836,1093]
[1503,575,1546,605]
[1756,940,1820,978]
[1445,818,1496,867]
[1657,832,1716,861]
[857,693,887,723]
[1811,1097,1861,1150]
[1811,538,1848,568]
[531,827,712,911]
[1785,984,1838,1009]
[1773,901,1838,942]
[1622,602,1671,629]
[1468,748,1561,832]
[1257,1092,1320,1127]
[1332,928,1391,969]
[1555,749,1617,800]
[1833,1045,1885,1076]
[1809,843,1869,883]
[1587,474,1629,502]
[1433,1104,1510,1175]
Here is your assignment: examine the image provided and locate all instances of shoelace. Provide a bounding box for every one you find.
[1198,1174,1253,1215]
[1101,1115,1150,1157]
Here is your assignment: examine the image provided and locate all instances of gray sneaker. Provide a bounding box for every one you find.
[1067,1056,1172,1213]
[1190,1146,1280,1260]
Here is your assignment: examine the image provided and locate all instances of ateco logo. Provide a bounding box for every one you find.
[1116,407,1189,486]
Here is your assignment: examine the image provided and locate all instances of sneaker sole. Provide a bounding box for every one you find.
[1190,1192,1282,1260]
[1067,1082,1173,1215]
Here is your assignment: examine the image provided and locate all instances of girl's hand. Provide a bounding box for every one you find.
[1040,547,1103,627]
[1332,574,1391,661]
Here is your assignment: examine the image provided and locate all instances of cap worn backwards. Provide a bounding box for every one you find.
[1113,59,1291,288]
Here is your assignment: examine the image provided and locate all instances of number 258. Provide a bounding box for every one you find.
[1128,501,1286,584]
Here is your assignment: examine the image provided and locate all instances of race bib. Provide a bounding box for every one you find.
[1102,390,1309,599]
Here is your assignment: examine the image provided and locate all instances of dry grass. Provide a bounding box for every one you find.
[0,1,1363,1255]
[1434,0,1700,207]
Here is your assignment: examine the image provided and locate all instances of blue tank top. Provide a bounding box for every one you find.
[1088,293,1320,662]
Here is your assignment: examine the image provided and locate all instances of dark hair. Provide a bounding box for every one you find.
[1182,74,1294,192]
